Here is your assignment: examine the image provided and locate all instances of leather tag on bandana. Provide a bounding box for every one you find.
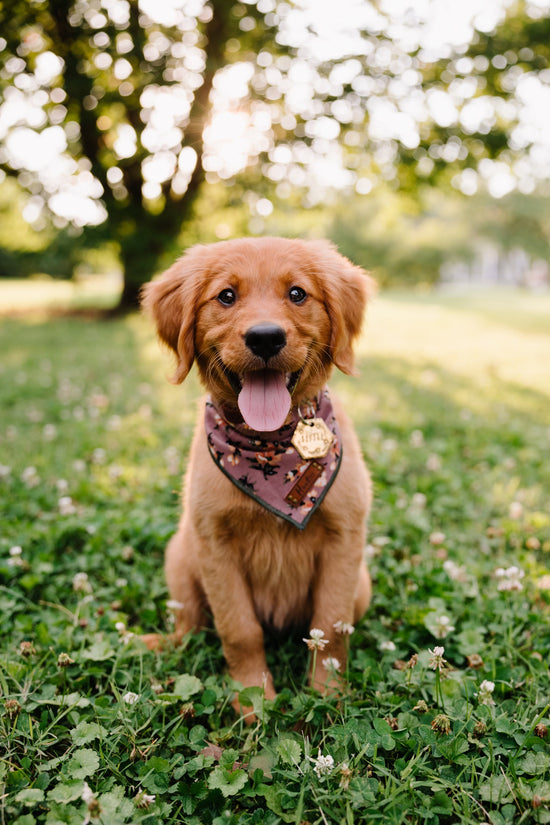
[291,418,334,460]
[284,461,324,507]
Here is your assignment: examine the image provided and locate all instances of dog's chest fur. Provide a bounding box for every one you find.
[233,513,319,629]
[189,428,338,628]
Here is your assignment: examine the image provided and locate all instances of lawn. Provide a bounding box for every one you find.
[1,285,550,825]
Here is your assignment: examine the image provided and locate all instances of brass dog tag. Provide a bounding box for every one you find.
[291,418,334,460]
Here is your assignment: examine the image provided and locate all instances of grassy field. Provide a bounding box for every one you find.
[1,285,550,824]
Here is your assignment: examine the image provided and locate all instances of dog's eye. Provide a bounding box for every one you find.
[288,286,307,304]
[217,288,236,306]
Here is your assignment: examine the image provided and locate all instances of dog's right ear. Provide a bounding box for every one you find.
[141,246,207,384]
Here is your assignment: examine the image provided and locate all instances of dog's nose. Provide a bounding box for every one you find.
[245,323,287,362]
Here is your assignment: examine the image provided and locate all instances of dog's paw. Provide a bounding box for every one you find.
[230,671,277,723]
[140,631,182,651]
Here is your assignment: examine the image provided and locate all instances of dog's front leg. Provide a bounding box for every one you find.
[308,541,367,693]
[200,559,276,713]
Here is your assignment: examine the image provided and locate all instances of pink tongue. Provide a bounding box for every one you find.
[238,370,291,432]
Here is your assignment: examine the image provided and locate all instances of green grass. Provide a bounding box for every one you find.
[0,273,121,314]
[1,286,550,825]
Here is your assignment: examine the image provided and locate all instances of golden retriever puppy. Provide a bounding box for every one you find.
[141,237,375,710]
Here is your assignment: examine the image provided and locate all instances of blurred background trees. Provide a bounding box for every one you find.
[0,0,549,309]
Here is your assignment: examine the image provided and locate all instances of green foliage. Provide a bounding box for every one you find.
[326,186,550,286]
[473,190,550,261]
[1,289,550,823]
[2,0,549,300]
[328,187,474,287]
[0,0,288,304]
[0,180,82,280]
[409,1,550,188]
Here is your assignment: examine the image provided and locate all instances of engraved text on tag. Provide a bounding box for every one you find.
[291,418,334,460]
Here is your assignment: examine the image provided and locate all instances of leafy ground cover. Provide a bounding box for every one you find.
[1,286,550,825]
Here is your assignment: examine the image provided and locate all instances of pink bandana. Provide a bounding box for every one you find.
[204,388,342,529]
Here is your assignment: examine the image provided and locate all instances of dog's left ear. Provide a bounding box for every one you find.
[141,245,208,383]
[311,241,376,375]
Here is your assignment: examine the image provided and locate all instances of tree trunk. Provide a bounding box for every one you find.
[115,213,179,311]
[117,247,157,312]
[114,2,232,313]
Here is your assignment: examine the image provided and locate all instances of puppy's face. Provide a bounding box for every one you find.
[142,237,374,431]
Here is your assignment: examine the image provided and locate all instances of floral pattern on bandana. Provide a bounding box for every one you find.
[204,388,342,529]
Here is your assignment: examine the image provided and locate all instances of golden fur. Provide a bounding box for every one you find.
[141,237,375,710]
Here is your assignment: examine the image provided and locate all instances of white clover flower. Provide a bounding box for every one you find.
[333,620,354,635]
[72,572,92,593]
[443,560,468,582]
[123,691,140,705]
[339,761,353,789]
[81,781,96,805]
[312,751,335,778]
[495,566,525,591]
[426,454,442,471]
[7,546,24,568]
[508,501,524,520]
[379,640,397,652]
[429,531,446,546]
[107,415,122,431]
[21,466,40,488]
[364,543,378,560]
[56,478,69,493]
[411,492,427,509]
[477,679,496,705]
[434,615,455,639]
[115,621,134,644]
[58,496,77,516]
[135,790,156,808]
[428,646,448,671]
[322,657,341,672]
[303,628,329,651]
[372,536,391,549]
[89,393,109,411]
[0,464,12,479]
[92,448,106,465]
[166,599,185,611]
[73,459,86,473]
[43,424,57,441]
[409,429,425,448]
